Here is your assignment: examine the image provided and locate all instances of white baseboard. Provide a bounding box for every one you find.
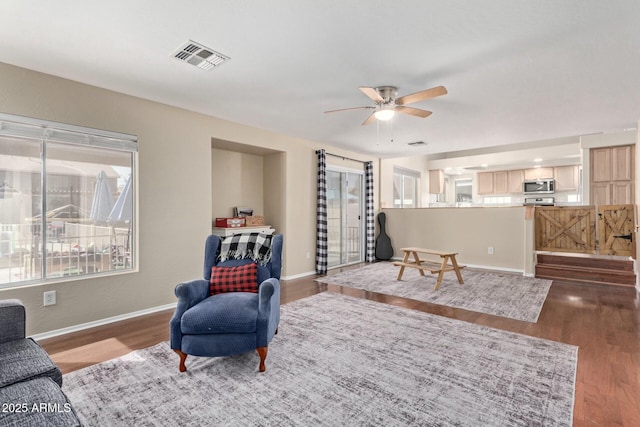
[463,263,525,275]
[282,270,317,281]
[389,256,525,275]
[31,302,177,341]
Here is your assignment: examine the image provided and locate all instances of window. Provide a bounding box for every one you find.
[436,176,449,203]
[483,196,512,205]
[455,179,473,205]
[393,168,420,208]
[0,113,137,288]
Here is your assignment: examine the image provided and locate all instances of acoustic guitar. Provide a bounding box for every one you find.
[375,212,393,260]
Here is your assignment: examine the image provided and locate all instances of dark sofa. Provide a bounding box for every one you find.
[0,299,81,426]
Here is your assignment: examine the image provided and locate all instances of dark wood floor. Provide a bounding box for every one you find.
[40,264,640,427]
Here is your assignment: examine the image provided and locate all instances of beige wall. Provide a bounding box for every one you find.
[263,152,286,239]
[211,148,265,220]
[0,62,373,335]
[382,207,530,272]
[379,155,428,208]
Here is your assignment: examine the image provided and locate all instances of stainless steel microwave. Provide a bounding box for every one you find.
[523,178,555,195]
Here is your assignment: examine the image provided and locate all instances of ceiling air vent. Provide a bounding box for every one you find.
[171,40,230,71]
[408,141,426,146]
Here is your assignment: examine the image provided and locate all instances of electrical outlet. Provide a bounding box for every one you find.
[488,247,494,255]
[43,290,56,306]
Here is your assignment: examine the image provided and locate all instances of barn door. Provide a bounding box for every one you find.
[597,204,636,258]
[534,206,596,254]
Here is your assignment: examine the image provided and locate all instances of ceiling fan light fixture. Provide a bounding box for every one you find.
[374,106,395,121]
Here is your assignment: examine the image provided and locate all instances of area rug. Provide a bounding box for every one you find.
[315,262,552,322]
[63,292,576,426]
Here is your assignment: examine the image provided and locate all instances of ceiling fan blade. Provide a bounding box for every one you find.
[359,87,383,103]
[395,106,433,118]
[361,111,377,126]
[395,86,447,105]
[324,106,374,114]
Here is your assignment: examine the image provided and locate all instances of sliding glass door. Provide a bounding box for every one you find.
[327,168,364,267]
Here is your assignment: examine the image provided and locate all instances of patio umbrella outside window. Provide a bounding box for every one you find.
[90,171,115,225]
[107,176,132,225]
[107,176,132,267]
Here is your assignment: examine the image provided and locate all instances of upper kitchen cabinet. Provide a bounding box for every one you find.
[524,167,554,180]
[429,169,444,194]
[507,169,524,194]
[477,171,494,194]
[553,165,580,191]
[493,171,508,194]
[590,145,634,205]
[477,171,509,195]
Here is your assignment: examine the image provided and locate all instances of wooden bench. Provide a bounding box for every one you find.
[392,247,465,290]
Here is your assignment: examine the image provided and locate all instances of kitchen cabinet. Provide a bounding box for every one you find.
[429,169,444,194]
[475,164,583,197]
[590,182,632,206]
[554,165,580,191]
[612,145,633,181]
[524,167,554,180]
[507,169,524,194]
[478,170,516,194]
[493,171,508,194]
[590,145,634,205]
[477,172,494,194]
[591,148,611,183]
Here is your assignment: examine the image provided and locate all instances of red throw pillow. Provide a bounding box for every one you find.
[209,263,258,295]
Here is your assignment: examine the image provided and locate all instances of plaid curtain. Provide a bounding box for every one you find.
[315,149,328,274]
[365,161,375,262]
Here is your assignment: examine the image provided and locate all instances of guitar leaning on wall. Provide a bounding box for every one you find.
[375,212,393,260]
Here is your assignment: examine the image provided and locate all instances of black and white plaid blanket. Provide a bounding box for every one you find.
[218,233,273,265]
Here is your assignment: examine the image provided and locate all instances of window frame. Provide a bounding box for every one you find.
[0,113,138,288]
[393,167,420,208]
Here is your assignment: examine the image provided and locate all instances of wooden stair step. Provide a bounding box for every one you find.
[536,254,634,272]
[535,263,636,279]
[535,264,636,287]
[535,272,636,287]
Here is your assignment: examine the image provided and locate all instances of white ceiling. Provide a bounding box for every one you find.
[1,1,639,158]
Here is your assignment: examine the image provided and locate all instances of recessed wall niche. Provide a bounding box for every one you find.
[211,138,285,236]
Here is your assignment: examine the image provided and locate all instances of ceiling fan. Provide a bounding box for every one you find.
[324,85,447,125]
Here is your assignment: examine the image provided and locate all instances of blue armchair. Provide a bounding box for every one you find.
[170,233,283,372]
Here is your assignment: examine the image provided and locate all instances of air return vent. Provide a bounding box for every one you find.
[407,141,426,146]
[171,40,230,70]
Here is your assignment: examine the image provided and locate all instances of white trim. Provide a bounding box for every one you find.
[464,263,525,275]
[282,270,317,281]
[0,112,137,151]
[326,164,364,175]
[0,267,139,292]
[30,302,177,341]
[389,257,525,275]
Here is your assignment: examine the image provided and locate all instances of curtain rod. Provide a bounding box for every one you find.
[325,151,369,164]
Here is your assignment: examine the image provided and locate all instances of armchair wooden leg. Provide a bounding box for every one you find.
[174,349,188,372]
[256,347,268,372]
